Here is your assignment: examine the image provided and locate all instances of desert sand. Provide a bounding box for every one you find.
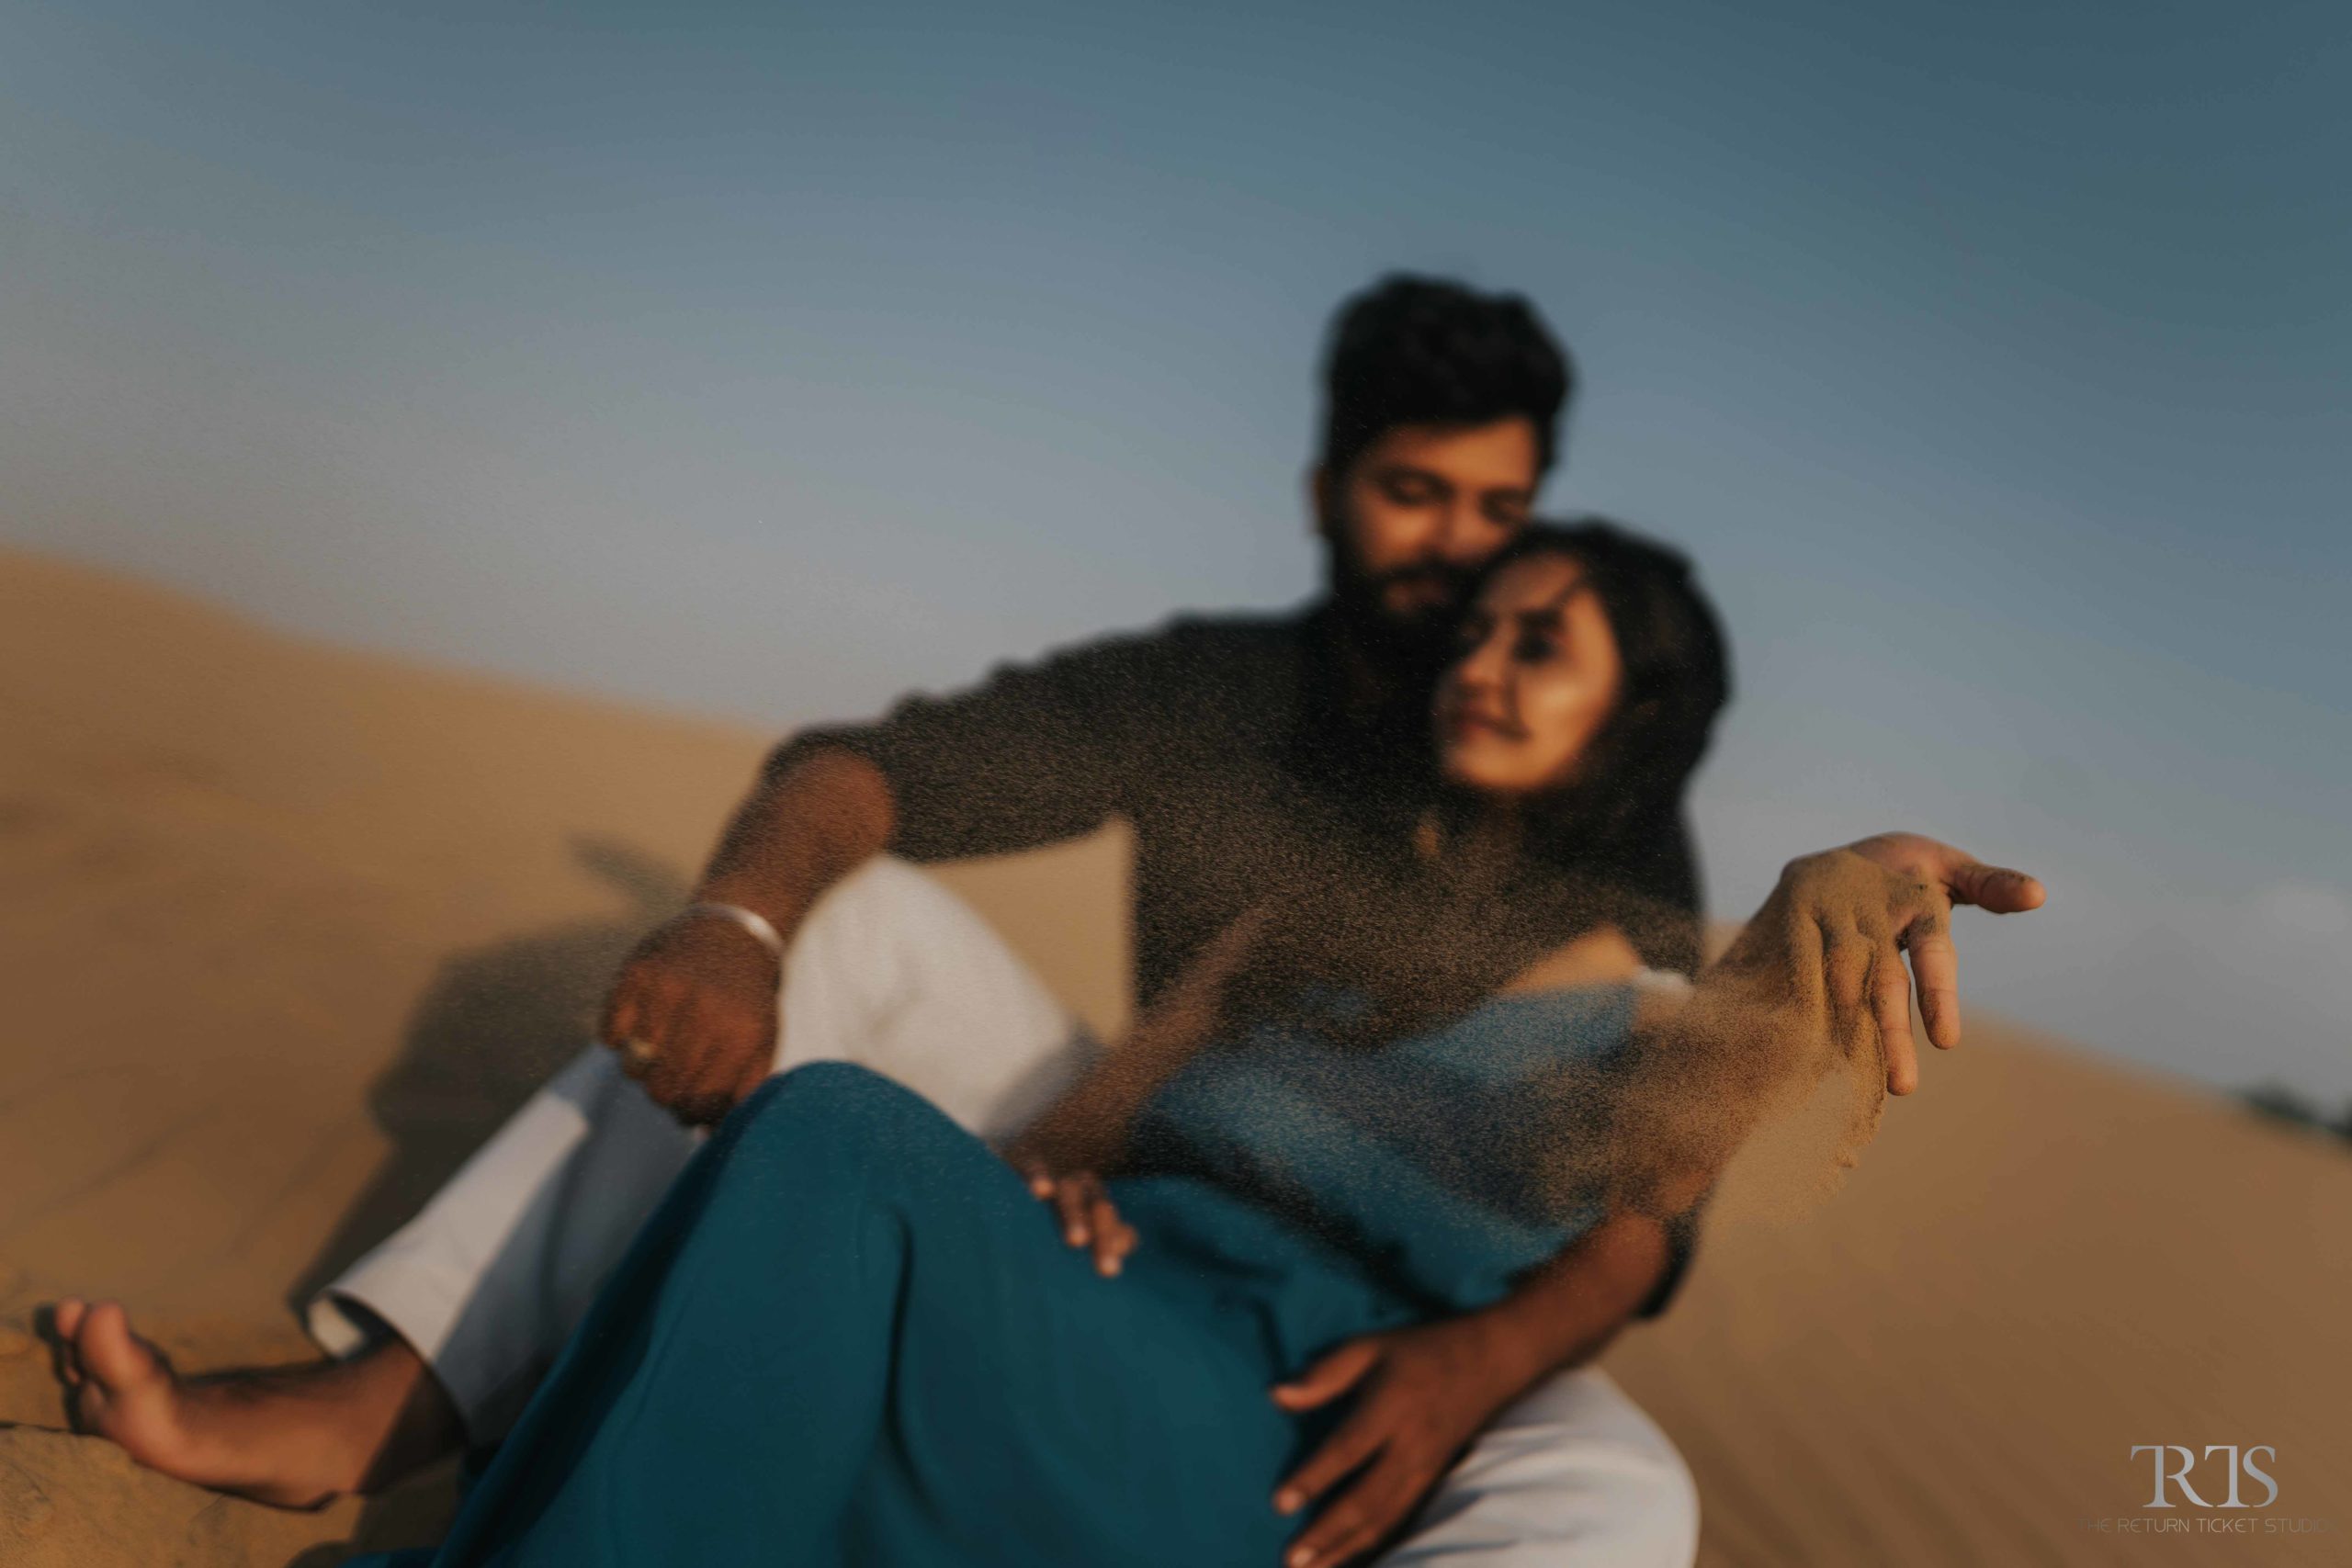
[1,547,2344,1566]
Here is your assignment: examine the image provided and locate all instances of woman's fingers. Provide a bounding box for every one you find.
[1088,1191,1133,1276]
[1817,839,2048,1089]
[1022,1168,1133,1272]
[1824,915,1921,1096]
[1871,936,1920,1095]
[1945,859,2046,914]
[1821,919,1872,1050]
[1052,1176,1095,1247]
[1900,905,1962,1050]
[1857,906,1920,1095]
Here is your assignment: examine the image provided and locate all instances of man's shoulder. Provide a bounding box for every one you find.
[772,604,1321,761]
[1067,604,1315,663]
[987,605,1317,750]
[1026,604,1318,695]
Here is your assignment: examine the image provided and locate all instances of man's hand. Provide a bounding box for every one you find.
[602,744,893,1124]
[1268,1318,1519,1568]
[599,913,784,1124]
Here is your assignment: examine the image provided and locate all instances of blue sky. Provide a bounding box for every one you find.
[5,1,2346,1097]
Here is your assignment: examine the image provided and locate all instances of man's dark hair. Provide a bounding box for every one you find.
[1318,275,1576,481]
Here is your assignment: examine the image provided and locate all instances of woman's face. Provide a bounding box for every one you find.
[1434,552,1625,798]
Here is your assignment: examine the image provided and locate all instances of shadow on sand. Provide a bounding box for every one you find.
[284,836,688,1317]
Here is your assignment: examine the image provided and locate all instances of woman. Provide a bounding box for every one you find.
[347,522,2002,1567]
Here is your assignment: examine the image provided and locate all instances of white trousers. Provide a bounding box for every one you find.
[312,857,1698,1567]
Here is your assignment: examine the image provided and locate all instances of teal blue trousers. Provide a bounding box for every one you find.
[354,1062,1423,1567]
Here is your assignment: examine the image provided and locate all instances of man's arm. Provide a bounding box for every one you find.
[605,626,1190,1122]
[1267,1214,1674,1568]
[600,746,896,1122]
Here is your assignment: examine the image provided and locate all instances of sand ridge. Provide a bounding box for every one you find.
[1,547,2343,1565]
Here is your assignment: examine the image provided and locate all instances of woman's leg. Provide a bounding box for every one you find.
[310,856,1088,1443]
[431,1064,1298,1568]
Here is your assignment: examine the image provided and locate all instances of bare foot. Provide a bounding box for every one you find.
[50,1297,459,1508]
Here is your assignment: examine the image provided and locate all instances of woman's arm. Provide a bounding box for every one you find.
[1273,834,2042,1565]
[1593,836,2045,1219]
[1003,907,1270,1179]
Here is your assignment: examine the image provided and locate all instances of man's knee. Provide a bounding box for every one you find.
[795,854,957,956]
[772,856,963,1054]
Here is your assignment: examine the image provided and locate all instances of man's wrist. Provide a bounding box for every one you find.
[1455,1223,1670,1397]
[1439,1306,1558,1412]
[673,899,790,969]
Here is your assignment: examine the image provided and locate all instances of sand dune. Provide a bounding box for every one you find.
[1,547,2344,1565]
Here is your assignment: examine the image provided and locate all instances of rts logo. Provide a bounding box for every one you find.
[2131,1445,2279,1510]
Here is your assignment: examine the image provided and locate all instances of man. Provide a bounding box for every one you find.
[588,275,1723,1564]
[51,277,2035,1565]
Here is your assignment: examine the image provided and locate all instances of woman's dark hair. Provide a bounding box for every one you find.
[1319,275,1574,481]
[1479,517,1731,878]
[1224,516,1731,1045]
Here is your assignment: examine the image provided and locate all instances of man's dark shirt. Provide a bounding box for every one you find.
[770,601,1707,1314]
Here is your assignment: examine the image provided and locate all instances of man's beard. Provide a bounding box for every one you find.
[1328,548,1472,685]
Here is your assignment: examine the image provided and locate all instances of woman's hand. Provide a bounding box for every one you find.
[1011,1156,1137,1277]
[1721,833,2045,1096]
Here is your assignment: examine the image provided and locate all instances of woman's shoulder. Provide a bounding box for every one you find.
[1493,925,1645,997]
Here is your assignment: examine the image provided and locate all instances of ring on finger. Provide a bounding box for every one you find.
[619,1037,662,1073]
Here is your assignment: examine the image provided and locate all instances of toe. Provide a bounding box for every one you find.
[48,1300,87,1384]
[78,1302,163,1391]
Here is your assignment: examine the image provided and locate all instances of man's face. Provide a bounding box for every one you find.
[1316,416,1542,649]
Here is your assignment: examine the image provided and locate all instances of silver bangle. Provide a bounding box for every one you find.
[681,900,788,965]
